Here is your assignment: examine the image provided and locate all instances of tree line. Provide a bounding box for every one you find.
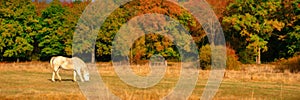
[0,0,299,65]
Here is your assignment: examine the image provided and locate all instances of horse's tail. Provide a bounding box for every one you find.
[49,56,56,69]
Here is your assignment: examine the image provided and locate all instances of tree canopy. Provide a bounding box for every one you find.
[0,0,299,64]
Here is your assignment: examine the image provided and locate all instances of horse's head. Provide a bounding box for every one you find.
[84,73,90,81]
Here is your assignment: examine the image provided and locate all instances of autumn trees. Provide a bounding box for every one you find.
[0,0,299,65]
[97,0,200,63]
[223,0,300,64]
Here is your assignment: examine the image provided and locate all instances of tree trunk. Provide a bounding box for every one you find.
[130,48,132,64]
[90,25,95,63]
[256,47,261,64]
[91,49,95,63]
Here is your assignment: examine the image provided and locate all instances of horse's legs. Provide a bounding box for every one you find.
[56,69,62,81]
[52,65,60,82]
[52,71,56,82]
[73,71,77,82]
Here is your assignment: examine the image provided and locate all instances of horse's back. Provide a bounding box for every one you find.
[51,56,74,69]
[50,56,87,69]
[71,57,85,64]
[53,56,67,65]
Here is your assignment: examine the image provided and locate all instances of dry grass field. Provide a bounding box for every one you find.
[0,62,300,100]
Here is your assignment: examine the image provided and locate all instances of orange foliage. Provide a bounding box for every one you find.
[61,1,73,7]
[206,0,233,18]
[32,0,48,16]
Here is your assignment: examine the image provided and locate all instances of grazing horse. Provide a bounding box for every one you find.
[50,56,89,82]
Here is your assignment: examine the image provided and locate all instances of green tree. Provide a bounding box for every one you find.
[223,0,285,64]
[37,0,73,59]
[285,1,300,56]
[96,2,129,59]
[0,0,39,61]
[261,0,300,61]
[73,1,117,63]
[63,1,90,56]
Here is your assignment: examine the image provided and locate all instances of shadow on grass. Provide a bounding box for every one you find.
[47,79,75,82]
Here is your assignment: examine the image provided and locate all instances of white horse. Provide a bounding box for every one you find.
[50,56,89,82]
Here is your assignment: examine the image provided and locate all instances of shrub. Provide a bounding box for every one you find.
[277,55,300,73]
[238,49,256,64]
[199,44,241,70]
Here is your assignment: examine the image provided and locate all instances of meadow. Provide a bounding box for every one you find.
[0,62,300,100]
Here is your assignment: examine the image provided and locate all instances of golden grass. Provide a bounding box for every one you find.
[0,62,300,99]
